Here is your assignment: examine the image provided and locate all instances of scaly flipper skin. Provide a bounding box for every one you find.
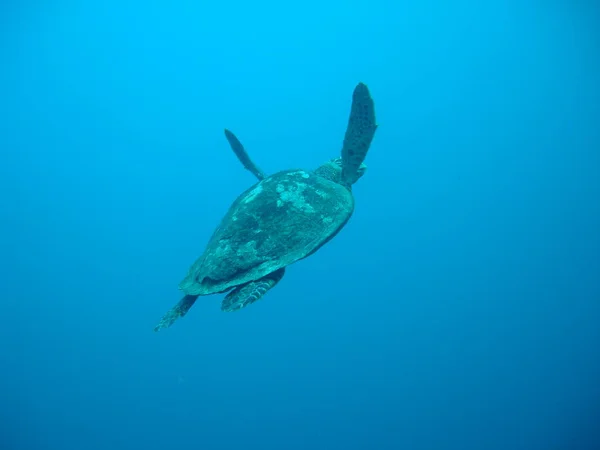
[224,129,266,180]
[341,83,378,186]
[154,294,199,332]
[221,268,286,312]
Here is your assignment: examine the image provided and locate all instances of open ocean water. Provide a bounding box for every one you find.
[1,1,599,449]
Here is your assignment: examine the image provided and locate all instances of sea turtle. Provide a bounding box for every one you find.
[154,82,377,331]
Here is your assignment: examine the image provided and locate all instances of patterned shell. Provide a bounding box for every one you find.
[179,169,354,296]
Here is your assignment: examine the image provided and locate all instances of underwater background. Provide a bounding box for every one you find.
[1,1,599,449]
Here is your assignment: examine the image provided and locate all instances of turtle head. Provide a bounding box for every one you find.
[313,157,367,185]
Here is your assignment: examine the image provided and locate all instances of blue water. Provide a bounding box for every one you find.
[1,2,599,449]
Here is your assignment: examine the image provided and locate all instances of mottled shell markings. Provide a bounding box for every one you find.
[275,175,315,213]
[243,184,264,204]
[287,170,311,179]
[320,214,334,224]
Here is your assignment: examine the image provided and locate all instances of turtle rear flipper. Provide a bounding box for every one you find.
[224,129,266,180]
[341,82,378,186]
[154,294,199,332]
[221,268,285,312]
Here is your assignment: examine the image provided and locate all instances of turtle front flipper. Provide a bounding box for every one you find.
[224,128,266,180]
[341,82,378,186]
[221,268,286,312]
[154,294,199,332]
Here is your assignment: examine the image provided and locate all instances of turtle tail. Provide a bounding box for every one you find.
[341,82,378,186]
